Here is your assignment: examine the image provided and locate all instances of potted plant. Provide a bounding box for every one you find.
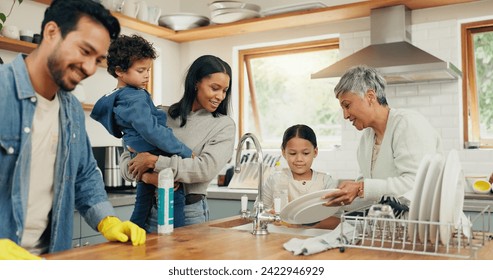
[0,0,23,32]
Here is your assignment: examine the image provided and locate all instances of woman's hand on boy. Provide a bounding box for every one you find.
[128,152,158,180]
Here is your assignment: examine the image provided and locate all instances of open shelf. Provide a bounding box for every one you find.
[32,0,477,43]
[0,36,37,53]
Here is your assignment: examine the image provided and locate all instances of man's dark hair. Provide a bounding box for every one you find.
[40,0,120,41]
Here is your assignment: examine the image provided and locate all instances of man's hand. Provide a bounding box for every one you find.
[0,239,42,260]
[98,216,146,246]
[128,152,158,181]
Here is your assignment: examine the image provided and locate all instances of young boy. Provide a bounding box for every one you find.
[91,34,192,231]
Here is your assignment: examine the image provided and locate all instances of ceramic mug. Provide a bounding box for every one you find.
[113,0,124,12]
[147,5,161,24]
[136,0,149,22]
[122,0,140,18]
[1,25,20,40]
[32,33,41,44]
[20,29,34,42]
[102,0,123,12]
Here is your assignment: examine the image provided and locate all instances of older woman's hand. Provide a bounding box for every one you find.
[322,181,362,207]
[128,152,158,181]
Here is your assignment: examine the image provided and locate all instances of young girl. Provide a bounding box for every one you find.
[262,124,337,214]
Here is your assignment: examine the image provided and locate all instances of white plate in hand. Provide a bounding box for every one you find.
[280,189,340,224]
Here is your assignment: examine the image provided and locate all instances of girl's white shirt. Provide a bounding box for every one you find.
[261,168,337,210]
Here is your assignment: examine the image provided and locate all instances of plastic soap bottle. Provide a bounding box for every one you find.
[158,168,174,235]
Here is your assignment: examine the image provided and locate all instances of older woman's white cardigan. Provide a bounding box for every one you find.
[356,108,443,202]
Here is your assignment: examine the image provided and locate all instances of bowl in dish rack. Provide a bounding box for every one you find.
[158,13,210,31]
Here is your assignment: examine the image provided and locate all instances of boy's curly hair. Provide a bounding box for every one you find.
[106,34,157,78]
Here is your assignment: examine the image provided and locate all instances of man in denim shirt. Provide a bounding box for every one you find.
[0,0,145,259]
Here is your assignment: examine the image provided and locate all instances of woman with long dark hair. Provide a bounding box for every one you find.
[120,55,236,231]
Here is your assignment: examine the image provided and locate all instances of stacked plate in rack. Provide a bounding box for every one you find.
[208,1,261,24]
[407,150,471,245]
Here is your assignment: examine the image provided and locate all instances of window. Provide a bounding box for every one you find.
[237,39,341,149]
[462,19,493,148]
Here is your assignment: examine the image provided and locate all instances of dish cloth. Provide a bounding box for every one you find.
[283,221,357,255]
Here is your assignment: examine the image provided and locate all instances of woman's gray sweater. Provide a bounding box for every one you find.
[120,107,236,196]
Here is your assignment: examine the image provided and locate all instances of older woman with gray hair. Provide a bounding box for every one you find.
[322,65,442,209]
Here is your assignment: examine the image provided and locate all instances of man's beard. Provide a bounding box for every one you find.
[47,49,83,92]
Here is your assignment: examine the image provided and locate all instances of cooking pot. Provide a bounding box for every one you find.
[104,146,122,187]
[92,146,135,189]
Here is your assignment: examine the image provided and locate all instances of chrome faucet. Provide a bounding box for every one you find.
[235,133,281,235]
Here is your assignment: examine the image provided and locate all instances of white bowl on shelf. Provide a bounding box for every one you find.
[211,8,260,24]
[261,2,327,17]
[158,13,210,31]
[209,1,261,12]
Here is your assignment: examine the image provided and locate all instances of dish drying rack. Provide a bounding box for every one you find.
[228,152,280,189]
[339,205,491,259]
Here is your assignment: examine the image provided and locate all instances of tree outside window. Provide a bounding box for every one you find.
[462,20,493,147]
[238,39,341,149]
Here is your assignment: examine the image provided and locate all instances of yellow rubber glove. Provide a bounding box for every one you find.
[97,216,146,246]
[0,239,42,260]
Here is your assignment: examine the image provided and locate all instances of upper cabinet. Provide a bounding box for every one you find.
[32,0,478,43]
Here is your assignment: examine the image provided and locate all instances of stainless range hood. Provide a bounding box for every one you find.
[311,5,462,84]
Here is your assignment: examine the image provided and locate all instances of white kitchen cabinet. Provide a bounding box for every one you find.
[72,211,81,248]
[464,199,493,232]
[207,185,257,220]
[208,198,254,221]
[464,211,492,233]
[80,235,108,247]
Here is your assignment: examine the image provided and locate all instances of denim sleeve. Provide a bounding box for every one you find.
[115,91,192,158]
[74,115,115,230]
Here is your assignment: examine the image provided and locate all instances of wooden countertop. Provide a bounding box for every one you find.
[42,216,493,260]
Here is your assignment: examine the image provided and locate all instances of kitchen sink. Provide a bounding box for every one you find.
[208,217,331,237]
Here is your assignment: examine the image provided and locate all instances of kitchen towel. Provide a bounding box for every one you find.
[283,221,358,255]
